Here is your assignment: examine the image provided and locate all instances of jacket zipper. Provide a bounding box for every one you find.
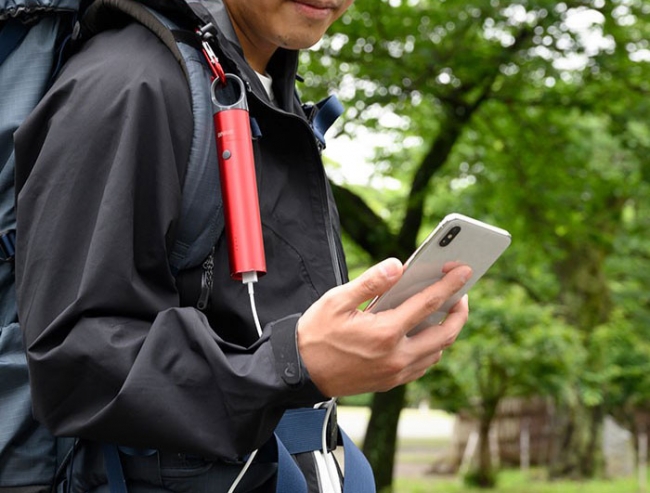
[322,187,343,287]
[246,91,345,287]
[299,117,344,287]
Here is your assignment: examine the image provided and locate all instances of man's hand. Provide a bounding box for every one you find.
[297,258,471,397]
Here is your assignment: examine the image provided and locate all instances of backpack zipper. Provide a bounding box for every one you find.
[197,247,215,310]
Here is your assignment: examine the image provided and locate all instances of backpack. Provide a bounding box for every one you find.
[0,0,373,491]
[1,1,220,488]
[1,3,82,490]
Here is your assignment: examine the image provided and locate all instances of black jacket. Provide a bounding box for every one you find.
[14,0,347,460]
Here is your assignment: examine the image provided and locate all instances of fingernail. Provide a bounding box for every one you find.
[380,258,402,280]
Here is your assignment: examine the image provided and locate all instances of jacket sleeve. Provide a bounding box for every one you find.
[13,24,323,460]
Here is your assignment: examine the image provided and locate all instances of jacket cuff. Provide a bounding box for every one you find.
[268,314,327,402]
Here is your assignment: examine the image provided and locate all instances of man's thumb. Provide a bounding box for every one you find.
[339,258,403,310]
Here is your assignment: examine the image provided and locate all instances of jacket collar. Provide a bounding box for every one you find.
[196,0,301,112]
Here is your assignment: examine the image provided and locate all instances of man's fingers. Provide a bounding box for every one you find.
[438,265,472,293]
[392,265,471,333]
[447,293,470,318]
[405,295,469,360]
[334,258,404,311]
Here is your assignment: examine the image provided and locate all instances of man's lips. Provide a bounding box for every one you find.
[292,0,339,19]
[294,0,339,9]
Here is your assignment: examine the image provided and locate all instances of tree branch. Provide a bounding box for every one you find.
[398,27,534,252]
[329,182,397,259]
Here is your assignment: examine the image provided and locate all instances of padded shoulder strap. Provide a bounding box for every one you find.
[276,408,376,493]
[81,0,223,273]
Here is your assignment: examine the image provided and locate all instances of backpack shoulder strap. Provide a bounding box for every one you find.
[301,94,344,151]
[81,0,223,274]
[275,407,376,493]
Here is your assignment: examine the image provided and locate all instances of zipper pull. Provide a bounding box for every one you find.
[197,247,215,311]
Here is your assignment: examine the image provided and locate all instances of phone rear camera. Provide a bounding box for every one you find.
[439,226,461,247]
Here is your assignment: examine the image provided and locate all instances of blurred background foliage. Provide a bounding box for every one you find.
[298,0,650,490]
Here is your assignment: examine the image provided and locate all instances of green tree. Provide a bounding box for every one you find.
[300,0,650,489]
[426,284,583,487]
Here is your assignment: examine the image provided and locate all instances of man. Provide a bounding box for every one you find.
[13,0,470,491]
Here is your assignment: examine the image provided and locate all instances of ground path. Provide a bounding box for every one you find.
[337,406,456,478]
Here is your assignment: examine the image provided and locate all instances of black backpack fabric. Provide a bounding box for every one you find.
[0,0,220,488]
[1,2,81,489]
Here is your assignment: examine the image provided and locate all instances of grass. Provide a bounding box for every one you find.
[338,407,646,492]
[392,435,646,492]
[392,468,646,493]
[396,437,450,465]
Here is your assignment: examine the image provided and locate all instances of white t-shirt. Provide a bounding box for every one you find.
[256,71,277,106]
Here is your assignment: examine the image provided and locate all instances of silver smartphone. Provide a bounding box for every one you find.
[366,213,512,335]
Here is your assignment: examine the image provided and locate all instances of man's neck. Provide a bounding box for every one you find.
[227,16,275,74]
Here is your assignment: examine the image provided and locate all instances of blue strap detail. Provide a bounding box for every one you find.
[102,444,127,493]
[249,116,262,139]
[277,408,376,493]
[275,408,328,454]
[339,428,376,493]
[0,19,29,66]
[311,95,344,148]
[274,434,308,493]
[0,230,16,261]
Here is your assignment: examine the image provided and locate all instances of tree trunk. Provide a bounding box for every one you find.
[548,399,590,478]
[362,386,406,493]
[475,411,497,487]
[548,241,613,478]
[582,404,605,477]
[460,394,500,489]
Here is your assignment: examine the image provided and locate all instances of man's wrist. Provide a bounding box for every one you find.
[268,314,327,402]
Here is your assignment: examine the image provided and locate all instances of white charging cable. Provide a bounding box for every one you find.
[243,271,263,337]
[226,272,262,493]
[226,448,259,493]
[229,275,341,493]
[320,398,342,493]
